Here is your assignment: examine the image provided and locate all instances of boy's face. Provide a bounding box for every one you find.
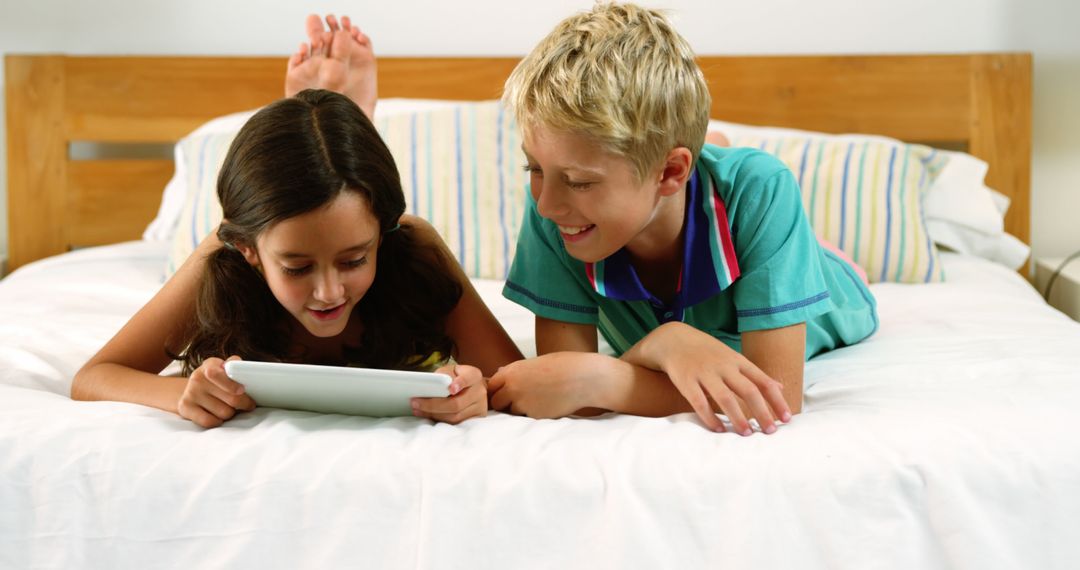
[522,125,674,264]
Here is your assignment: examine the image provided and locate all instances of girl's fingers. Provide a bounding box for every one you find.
[341,15,352,32]
[192,391,237,422]
[430,400,485,425]
[325,14,340,32]
[413,383,483,416]
[448,365,483,395]
[180,403,223,429]
[205,363,245,397]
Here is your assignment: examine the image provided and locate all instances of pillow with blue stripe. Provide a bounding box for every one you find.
[165,100,528,281]
[709,120,949,283]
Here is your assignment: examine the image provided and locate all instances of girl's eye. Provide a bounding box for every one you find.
[566,180,593,190]
[522,163,541,175]
[282,265,311,277]
[344,257,368,269]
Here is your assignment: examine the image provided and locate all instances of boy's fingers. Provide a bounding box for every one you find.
[325,14,340,31]
[489,386,512,411]
[704,380,751,436]
[486,373,506,394]
[678,382,724,432]
[728,374,777,434]
[743,365,791,422]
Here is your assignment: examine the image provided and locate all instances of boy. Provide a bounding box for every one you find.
[487,3,877,435]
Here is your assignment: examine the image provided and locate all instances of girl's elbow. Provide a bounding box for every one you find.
[70,367,96,401]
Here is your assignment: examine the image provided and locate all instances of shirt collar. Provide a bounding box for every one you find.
[583,165,741,314]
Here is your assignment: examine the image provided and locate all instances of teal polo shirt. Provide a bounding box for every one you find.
[502,145,878,360]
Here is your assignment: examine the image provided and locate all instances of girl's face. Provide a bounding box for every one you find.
[238,192,381,338]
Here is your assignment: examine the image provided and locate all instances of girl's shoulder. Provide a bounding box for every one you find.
[400,214,443,245]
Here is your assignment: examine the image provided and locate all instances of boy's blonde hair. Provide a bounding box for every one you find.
[503,2,710,182]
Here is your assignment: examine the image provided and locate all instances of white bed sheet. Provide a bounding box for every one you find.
[2,242,1079,569]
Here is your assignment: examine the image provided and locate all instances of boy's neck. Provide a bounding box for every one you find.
[625,184,687,303]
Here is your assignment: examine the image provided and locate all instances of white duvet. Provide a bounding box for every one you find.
[2,242,1079,569]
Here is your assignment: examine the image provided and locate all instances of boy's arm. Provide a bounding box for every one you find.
[493,317,791,434]
[741,324,805,414]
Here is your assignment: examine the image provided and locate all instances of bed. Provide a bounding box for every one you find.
[4,53,1079,569]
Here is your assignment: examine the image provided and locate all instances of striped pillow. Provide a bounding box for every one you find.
[710,121,949,283]
[166,100,527,280]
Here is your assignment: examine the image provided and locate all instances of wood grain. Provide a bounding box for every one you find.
[5,54,1033,272]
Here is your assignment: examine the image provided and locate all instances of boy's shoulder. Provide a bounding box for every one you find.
[699,143,791,182]
[697,143,798,205]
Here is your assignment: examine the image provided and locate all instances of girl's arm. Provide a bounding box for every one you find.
[71,233,222,413]
[403,215,523,377]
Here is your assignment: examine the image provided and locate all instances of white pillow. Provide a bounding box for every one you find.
[141,110,258,242]
[142,98,469,243]
[707,120,1028,272]
[162,98,528,281]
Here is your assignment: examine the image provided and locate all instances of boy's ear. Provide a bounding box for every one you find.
[657,147,694,197]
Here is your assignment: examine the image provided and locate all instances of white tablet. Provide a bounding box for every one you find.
[224,360,451,417]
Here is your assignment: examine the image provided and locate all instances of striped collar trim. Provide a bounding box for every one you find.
[584,165,740,306]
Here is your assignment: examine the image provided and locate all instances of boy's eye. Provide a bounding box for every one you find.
[282,265,311,277]
[566,180,593,190]
[522,163,542,175]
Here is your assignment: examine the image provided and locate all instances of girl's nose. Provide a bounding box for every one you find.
[313,271,345,303]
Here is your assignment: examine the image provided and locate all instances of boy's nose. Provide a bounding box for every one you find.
[534,182,569,219]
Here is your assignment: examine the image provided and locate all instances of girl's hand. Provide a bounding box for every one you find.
[487,352,607,419]
[177,356,257,428]
[411,364,487,425]
[648,323,789,435]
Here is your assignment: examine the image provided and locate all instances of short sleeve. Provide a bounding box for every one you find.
[502,192,600,325]
[728,164,834,332]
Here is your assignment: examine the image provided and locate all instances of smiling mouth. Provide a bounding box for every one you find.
[557,224,595,242]
[307,304,347,321]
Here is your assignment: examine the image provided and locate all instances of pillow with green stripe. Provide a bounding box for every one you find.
[709,120,949,283]
[165,100,528,281]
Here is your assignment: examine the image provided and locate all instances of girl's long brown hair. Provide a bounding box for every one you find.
[176,89,462,374]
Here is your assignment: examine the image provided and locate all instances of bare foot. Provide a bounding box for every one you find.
[705,130,730,147]
[285,14,377,119]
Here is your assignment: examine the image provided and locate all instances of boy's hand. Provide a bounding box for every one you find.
[178,356,256,429]
[411,364,487,425]
[646,323,790,435]
[487,352,607,418]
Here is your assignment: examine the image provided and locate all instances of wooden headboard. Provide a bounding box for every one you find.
[5,53,1031,271]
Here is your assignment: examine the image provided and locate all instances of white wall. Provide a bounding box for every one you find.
[2,0,1077,265]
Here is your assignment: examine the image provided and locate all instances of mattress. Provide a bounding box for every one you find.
[1,241,1078,569]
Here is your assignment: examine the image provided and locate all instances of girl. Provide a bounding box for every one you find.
[72,89,523,428]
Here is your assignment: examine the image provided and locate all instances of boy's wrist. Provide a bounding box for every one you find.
[589,355,635,411]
